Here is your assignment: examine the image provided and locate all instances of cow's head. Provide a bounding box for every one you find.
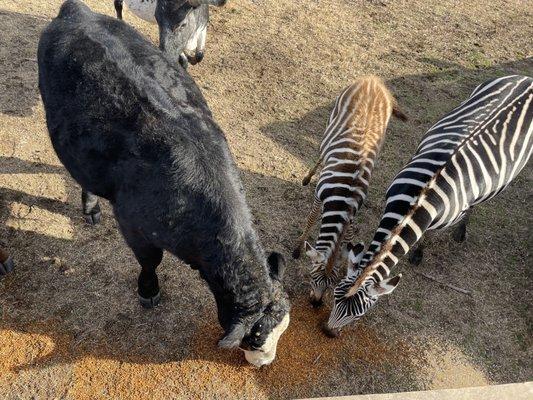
[218,252,290,367]
[155,0,227,68]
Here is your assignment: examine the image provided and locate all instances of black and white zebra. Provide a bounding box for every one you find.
[324,75,533,336]
[292,76,406,307]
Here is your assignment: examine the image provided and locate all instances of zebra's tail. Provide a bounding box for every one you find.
[302,156,323,186]
[392,103,408,122]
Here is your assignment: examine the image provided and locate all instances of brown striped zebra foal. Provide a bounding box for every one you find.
[292,75,406,307]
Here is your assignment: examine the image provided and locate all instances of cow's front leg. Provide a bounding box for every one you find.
[81,190,102,225]
[131,242,163,308]
[0,247,14,276]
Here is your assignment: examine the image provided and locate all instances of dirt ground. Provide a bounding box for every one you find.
[0,0,531,399]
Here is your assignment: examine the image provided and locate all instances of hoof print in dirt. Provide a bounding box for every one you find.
[0,257,15,276]
[84,211,102,225]
[139,291,161,309]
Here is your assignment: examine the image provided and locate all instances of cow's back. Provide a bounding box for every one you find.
[38,0,219,199]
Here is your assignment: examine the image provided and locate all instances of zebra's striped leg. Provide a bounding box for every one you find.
[452,209,472,243]
[302,158,322,186]
[292,197,321,259]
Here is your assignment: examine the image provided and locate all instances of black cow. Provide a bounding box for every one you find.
[38,0,289,367]
[114,0,227,68]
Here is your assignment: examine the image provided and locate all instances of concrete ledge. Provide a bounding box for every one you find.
[305,382,533,400]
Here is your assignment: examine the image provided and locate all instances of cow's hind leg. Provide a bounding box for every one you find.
[82,190,102,225]
[114,0,124,19]
[0,247,14,276]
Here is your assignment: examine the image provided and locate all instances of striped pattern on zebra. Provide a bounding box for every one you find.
[292,75,407,307]
[324,74,533,336]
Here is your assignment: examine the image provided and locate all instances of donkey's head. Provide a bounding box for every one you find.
[323,244,402,338]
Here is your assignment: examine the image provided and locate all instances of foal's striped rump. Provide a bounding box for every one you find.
[294,75,406,300]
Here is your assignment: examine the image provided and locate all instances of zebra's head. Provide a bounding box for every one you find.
[323,245,401,337]
[304,241,346,307]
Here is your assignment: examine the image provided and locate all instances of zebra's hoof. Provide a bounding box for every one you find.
[0,256,15,276]
[84,211,102,225]
[139,291,161,309]
[452,227,466,243]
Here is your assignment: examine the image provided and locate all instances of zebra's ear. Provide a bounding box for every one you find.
[304,241,323,261]
[367,274,402,297]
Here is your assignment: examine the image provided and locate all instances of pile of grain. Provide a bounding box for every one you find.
[184,298,414,398]
[1,298,415,399]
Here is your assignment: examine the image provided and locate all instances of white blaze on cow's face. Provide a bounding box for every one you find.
[243,313,290,367]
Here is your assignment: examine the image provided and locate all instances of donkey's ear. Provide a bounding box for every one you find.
[367,274,402,297]
[218,322,246,349]
[267,251,286,281]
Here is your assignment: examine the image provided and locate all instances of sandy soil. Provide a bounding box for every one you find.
[0,0,532,398]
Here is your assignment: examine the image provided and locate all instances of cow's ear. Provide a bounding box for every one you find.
[267,252,286,281]
[218,322,246,349]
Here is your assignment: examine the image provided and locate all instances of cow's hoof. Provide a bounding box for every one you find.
[84,211,102,225]
[0,257,15,276]
[139,291,161,309]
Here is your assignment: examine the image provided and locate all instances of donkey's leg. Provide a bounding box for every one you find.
[114,0,124,19]
[81,190,102,225]
[292,197,321,259]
